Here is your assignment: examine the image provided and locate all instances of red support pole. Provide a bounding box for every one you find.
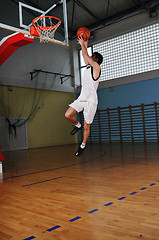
[0,151,5,161]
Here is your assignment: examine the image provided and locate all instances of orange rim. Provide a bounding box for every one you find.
[32,16,61,30]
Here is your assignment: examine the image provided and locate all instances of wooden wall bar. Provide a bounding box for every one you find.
[79,102,159,143]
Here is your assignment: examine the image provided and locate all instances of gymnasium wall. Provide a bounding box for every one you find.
[0,39,74,92]
[0,0,77,150]
[97,77,159,110]
[75,10,159,143]
[78,77,159,143]
[0,85,77,149]
[72,10,159,89]
[0,0,74,92]
[0,39,77,150]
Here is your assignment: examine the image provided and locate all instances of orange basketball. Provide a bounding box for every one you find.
[77,27,90,40]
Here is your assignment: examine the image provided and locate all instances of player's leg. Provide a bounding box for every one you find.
[75,102,97,156]
[83,121,90,144]
[65,101,82,135]
[65,106,78,125]
[75,120,90,156]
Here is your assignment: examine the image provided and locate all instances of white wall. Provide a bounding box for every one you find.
[0,35,74,92]
[0,0,74,93]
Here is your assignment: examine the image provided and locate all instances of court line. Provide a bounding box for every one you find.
[24,180,159,239]
[140,187,147,190]
[4,152,106,180]
[23,236,36,240]
[69,216,82,222]
[4,163,79,180]
[130,191,138,195]
[88,209,99,214]
[118,197,126,200]
[104,202,114,206]
[47,225,61,232]
[22,176,63,187]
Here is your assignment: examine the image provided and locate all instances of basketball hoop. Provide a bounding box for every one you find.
[32,16,61,43]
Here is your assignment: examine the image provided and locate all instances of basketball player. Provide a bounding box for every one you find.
[65,37,103,156]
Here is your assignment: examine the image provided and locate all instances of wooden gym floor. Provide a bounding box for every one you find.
[0,143,159,240]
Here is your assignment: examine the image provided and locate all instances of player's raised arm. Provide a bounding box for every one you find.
[78,37,100,71]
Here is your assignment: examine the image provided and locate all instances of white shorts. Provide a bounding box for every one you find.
[69,99,97,124]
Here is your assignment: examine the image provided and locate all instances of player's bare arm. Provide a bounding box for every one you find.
[78,37,101,79]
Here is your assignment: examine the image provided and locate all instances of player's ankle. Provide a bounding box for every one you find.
[75,122,81,128]
[80,142,86,149]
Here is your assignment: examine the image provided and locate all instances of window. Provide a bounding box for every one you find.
[79,23,159,82]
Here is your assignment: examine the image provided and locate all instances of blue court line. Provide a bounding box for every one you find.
[23,236,36,240]
[47,225,61,232]
[118,197,126,200]
[88,209,99,214]
[130,192,138,195]
[69,216,82,222]
[22,177,63,187]
[104,202,114,206]
[24,180,159,239]
[140,187,147,190]
[4,152,106,180]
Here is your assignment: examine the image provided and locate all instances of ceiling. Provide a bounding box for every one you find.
[67,0,159,39]
[3,0,159,40]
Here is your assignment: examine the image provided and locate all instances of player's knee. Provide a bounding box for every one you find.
[84,124,90,131]
[65,112,70,119]
[65,111,73,120]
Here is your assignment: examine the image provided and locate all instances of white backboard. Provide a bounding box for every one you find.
[0,0,68,46]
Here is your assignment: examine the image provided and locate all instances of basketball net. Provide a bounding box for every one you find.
[32,16,61,43]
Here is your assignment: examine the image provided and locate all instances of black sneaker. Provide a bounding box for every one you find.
[75,145,86,156]
[70,126,81,135]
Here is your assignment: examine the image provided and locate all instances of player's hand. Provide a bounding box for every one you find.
[77,37,84,45]
[77,37,88,47]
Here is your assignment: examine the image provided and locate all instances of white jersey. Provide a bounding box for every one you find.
[78,65,101,105]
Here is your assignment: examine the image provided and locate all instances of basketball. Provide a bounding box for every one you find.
[77,27,90,40]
